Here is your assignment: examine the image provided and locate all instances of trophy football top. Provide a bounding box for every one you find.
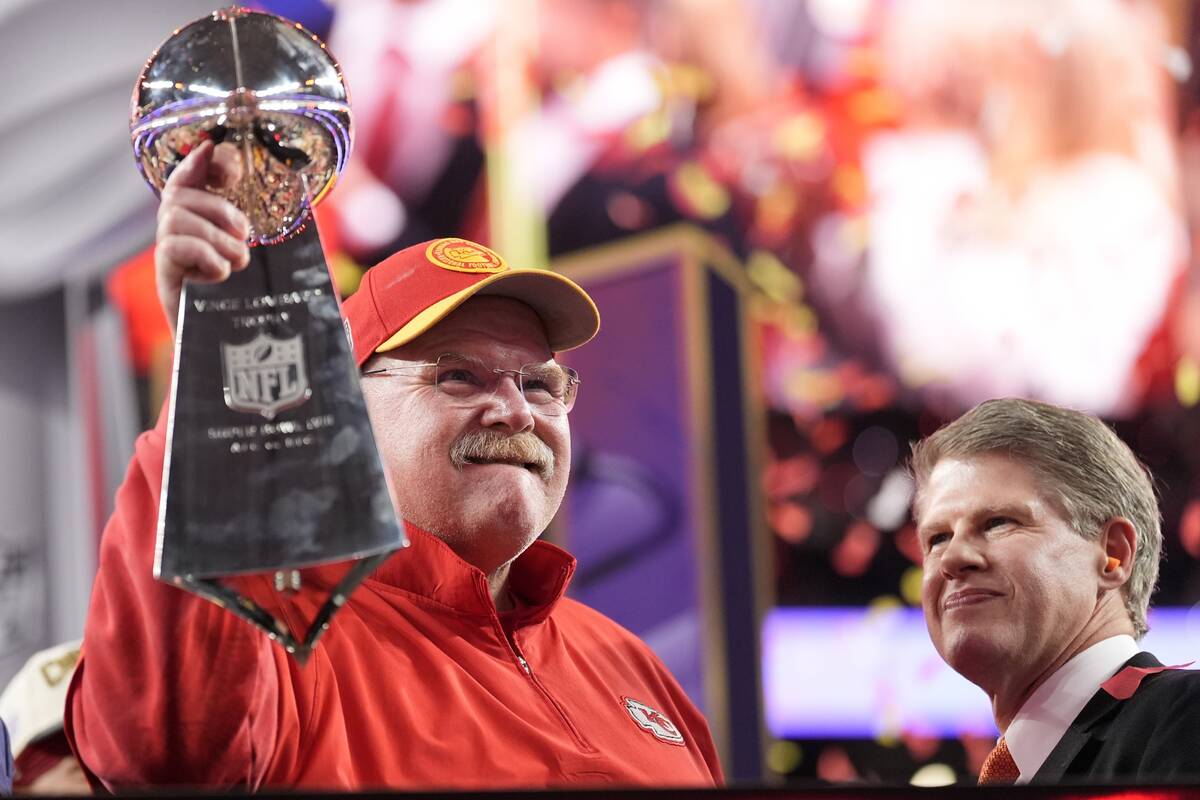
[130,7,353,244]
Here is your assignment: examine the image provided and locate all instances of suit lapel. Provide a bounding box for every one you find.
[1032,652,1162,782]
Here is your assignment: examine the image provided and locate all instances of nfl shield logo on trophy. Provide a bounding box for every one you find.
[221,332,312,419]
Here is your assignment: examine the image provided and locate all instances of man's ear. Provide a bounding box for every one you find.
[1098,517,1136,590]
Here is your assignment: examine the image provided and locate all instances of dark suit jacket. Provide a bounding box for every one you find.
[1,718,11,796]
[1033,651,1200,784]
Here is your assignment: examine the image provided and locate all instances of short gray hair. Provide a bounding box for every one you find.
[909,398,1161,638]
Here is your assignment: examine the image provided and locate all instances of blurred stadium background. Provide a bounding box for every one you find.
[3,0,1200,787]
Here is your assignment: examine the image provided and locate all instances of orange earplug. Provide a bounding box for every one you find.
[1106,557,1121,572]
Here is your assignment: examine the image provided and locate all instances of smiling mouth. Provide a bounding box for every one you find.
[450,430,554,479]
[464,456,541,473]
[943,590,1003,611]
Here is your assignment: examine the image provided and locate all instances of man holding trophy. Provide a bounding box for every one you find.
[64,9,721,792]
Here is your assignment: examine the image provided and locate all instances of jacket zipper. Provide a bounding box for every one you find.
[506,633,595,753]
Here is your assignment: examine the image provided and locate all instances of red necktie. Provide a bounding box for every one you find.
[978,736,1020,785]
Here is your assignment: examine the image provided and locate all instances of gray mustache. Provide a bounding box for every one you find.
[449,429,555,479]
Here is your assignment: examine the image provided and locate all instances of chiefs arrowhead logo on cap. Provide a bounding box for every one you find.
[622,696,685,746]
[426,237,507,274]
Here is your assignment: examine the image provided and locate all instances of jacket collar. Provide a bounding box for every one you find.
[364,522,576,625]
[1033,651,1162,782]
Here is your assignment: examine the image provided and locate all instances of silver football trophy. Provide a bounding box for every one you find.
[130,7,406,661]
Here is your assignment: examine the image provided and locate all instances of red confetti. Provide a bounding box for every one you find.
[763,454,821,499]
[1181,499,1200,559]
[770,501,813,544]
[832,520,880,577]
[1101,663,1192,700]
[894,523,922,565]
[816,746,859,782]
[810,417,849,454]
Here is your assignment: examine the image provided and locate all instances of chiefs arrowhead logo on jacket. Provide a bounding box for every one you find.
[622,696,685,746]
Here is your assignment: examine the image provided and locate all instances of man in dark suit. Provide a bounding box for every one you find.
[910,397,1200,785]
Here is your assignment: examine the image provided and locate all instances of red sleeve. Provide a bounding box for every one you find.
[64,408,282,790]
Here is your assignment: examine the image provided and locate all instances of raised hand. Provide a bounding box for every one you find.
[154,140,252,336]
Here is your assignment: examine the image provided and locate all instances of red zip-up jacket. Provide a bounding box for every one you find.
[65,413,723,791]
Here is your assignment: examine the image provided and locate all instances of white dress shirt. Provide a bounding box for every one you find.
[1005,634,1139,783]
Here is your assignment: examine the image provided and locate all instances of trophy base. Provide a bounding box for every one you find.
[173,552,391,664]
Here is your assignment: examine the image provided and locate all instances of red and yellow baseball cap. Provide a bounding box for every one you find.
[342,238,600,366]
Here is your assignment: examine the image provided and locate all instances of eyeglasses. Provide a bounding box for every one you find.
[362,352,581,415]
